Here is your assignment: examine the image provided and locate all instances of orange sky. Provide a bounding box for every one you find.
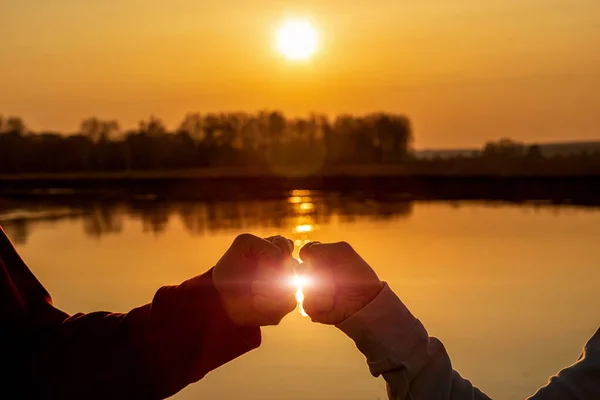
[1,0,599,148]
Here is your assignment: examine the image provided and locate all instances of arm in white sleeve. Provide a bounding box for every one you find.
[337,283,600,400]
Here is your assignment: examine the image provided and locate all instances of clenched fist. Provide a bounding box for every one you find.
[299,241,384,325]
[213,234,297,326]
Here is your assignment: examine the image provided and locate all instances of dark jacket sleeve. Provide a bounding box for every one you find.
[0,227,261,400]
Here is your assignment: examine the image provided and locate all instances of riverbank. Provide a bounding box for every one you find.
[2,170,600,205]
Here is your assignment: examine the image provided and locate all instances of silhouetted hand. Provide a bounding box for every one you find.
[213,234,297,326]
[299,241,384,325]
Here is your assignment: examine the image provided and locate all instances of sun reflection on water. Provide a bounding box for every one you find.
[289,189,315,317]
[293,224,313,233]
[299,202,314,212]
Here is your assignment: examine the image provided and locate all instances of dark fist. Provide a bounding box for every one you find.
[299,241,383,325]
[213,234,297,326]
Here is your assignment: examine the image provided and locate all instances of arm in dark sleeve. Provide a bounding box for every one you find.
[337,283,600,400]
[27,269,261,400]
[0,227,260,399]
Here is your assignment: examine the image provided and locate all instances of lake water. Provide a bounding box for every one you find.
[1,192,599,400]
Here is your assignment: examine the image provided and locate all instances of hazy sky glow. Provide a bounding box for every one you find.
[1,0,599,147]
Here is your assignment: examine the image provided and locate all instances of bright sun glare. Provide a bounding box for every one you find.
[292,274,309,317]
[276,19,318,60]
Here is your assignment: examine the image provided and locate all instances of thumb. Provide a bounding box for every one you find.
[298,241,322,263]
[302,261,336,312]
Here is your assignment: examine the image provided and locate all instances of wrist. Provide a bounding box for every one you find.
[367,281,385,302]
[337,282,424,377]
[345,280,385,320]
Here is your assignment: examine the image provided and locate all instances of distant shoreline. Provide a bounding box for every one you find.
[2,170,600,205]
[2,164,600,180]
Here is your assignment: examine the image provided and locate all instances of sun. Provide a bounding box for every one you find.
[276,19,318,60]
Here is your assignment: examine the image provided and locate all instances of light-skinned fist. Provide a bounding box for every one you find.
[299,241,384,325]
[213,234,297,326]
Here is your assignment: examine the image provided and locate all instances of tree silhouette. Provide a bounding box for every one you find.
[80,118,120,143]
[4,117,27,136]
[11,110,593,176]
[483,138,526,158]
[179,113,204,140]
[2,111,600,176]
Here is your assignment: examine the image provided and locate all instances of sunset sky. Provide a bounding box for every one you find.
[1,0,599,148]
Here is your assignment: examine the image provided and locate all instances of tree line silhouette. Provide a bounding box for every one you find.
[1,113,599,175]
[413,138,600,175]
[0,112,411,173]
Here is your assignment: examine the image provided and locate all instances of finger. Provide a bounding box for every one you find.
[232,234,291,273]
[252,267,290,297]
[294,259,307,275]
[302,261,335,318]
[283,257,299,282]
[251,279,289,298]
[265,235,294,256]
[266,236,297,278]
[303,293,334,315]
[266,237,295,278]
[300,241,356,261]
[298,241,321,263]
[287,257,301,270]
[257,255,288,278]
[233,233,283,264]
[303,262,336,296]
[252,294,297,325]
[254,266,280,280]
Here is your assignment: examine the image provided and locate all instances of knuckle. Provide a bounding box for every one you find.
[286,298,298,312]
[302,298,317,314]
[336,241,353,252]
[234,233,255,245]
[298,250,307,262]
[270,236,294,254]
[302,302,314,317]
[298,244,312,260]
[275,297,297,317]
[266,314,284,326]
[299,241,323,259]
[284,238,295,252]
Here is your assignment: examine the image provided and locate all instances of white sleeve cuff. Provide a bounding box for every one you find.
[336,283,429,377]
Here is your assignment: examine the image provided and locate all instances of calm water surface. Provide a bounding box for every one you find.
[1,193,599,400]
